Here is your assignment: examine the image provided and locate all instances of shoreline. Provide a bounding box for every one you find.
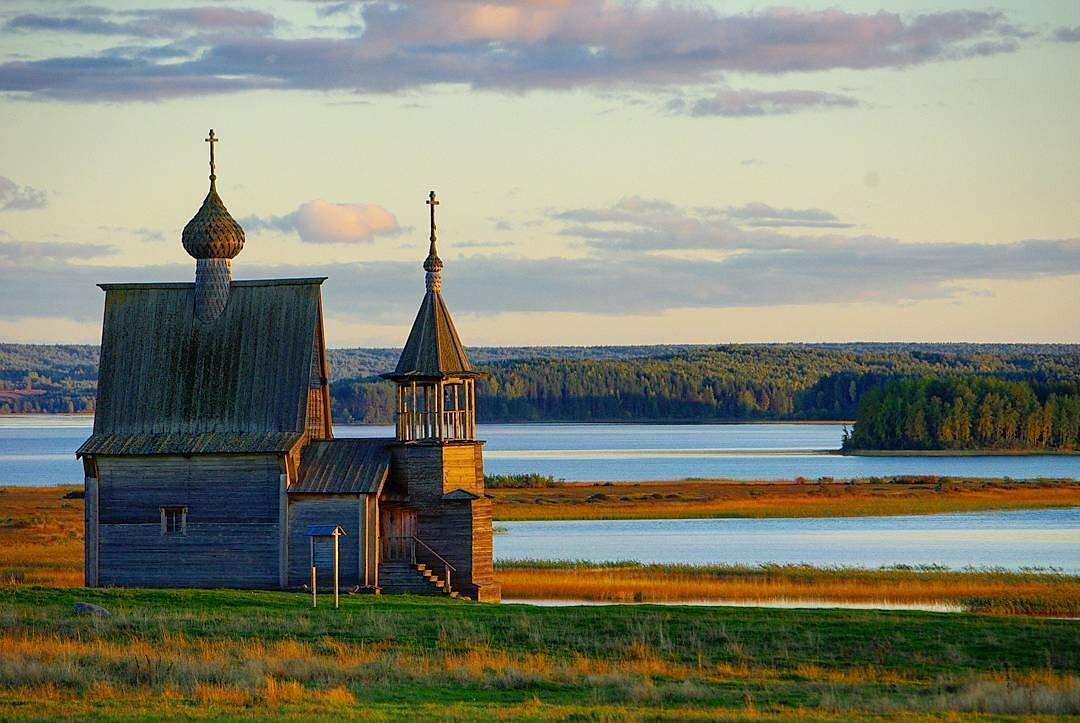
[489,476,1080,521]
[843,448,1080,457]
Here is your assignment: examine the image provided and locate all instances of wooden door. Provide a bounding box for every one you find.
[380,508,417,561]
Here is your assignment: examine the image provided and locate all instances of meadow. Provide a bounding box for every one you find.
[3,485,1080,717]
[1,586,1078,719]
[489,476,1080,521]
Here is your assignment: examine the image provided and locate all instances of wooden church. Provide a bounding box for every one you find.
[77,132,500,602]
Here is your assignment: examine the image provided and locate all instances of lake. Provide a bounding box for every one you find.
[495,509,1080,573]
[3,416,1077,572]
[5,415,1078,486]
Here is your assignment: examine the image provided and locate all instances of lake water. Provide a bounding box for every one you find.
[2,416,1079,486]
[2,416,1076,572]
[495,509,1080,573]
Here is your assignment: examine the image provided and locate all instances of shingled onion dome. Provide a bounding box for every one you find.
[182,129,245,323]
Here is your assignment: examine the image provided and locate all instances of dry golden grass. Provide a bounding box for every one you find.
[2,625,1075,716]
[490,476,1080,520]
[497,562,1080,616]
[1,584,1077,719]
[0,485,82,586]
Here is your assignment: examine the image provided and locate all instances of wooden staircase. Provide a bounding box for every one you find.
[378,562,465,599]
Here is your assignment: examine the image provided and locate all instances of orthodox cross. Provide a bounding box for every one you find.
[205,129,218,180]
[426,190,439,244]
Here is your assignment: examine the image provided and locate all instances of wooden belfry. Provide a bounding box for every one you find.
[382,192,484,442]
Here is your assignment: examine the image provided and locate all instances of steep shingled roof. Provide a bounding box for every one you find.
[383,191,480,381]
[386,290,476,379]
[80,278,325,455]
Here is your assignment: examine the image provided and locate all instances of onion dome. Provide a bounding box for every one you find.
[182,129,245,260]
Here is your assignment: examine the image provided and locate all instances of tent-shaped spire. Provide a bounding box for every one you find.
[384,191,478,381]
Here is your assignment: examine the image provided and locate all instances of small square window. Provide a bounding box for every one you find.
[161,507,186,536]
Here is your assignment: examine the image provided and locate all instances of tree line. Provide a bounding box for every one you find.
[842,376,1080,451]
[3,343,1078,431]
[330,346,1080,424]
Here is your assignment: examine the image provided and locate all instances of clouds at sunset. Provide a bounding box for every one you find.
[244,200,401,244]
[1,197,1076,327]
[0,3,1025,101]
[1,1,1077,345]
[668,88,858,117]
[0,177,47,211]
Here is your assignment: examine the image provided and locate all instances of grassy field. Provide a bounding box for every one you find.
[1,585,1078,719]
[489,476,1080,521]
[498,562,1080,616]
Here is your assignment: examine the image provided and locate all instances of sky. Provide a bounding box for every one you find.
[0,0,1078,348]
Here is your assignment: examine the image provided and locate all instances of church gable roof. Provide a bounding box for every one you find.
[290,438,392,495]
[90,278,326,440]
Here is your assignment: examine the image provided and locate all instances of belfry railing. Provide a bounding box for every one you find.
[395,379,476,442]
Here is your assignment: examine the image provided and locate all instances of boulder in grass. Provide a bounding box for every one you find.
[74,602,109,617]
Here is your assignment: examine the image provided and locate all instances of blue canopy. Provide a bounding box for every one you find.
[305,525,346,537]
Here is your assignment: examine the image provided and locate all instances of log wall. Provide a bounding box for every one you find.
[94,454,282,588]
[286,495,366,588]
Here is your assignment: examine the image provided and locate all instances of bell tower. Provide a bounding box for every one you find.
[382,191,482,442]
[382,191,499,602]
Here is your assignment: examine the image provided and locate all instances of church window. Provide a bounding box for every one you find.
[161,507,187,536]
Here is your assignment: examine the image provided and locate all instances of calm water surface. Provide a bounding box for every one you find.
[496,509,1080,572]
[2,416,1079,485]
[3,416,1076,571]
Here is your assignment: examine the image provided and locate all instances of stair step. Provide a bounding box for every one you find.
[377,561,458,599]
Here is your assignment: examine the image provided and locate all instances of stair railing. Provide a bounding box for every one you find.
[412,536,456,592]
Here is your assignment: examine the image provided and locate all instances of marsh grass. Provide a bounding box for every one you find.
[0,586,1077,719]
[490,476,1080,520]
[496,561,1080,616]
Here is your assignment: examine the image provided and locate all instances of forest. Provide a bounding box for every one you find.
[331,344,1080,423]
[841,376,1080,451]
[3,343,1079,428]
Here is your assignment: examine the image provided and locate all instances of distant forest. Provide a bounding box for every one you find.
[7,342,1077,429]
[842,377,1080,452]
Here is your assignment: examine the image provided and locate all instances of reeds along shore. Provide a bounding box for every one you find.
[488,476,1080,520]
[496,562,1080,617]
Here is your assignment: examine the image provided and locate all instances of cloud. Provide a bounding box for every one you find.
[0,240,113,262]
[3,196,1078,327]
[0,176,47,211]
[244,199,401,243]
[670,88,858,117]
[727,202,853,228]
[1053,26,1080,43]
[5,7,276,38]
[0,4,1023,101]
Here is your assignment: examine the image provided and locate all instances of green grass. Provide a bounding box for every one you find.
[1,585,1078,719]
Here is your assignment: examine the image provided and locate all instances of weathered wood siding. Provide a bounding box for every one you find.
[442,444,482,496]
[386,441,499,600]
[388,445,442,502]
[287,495,364,588]
[95,455,282,588]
